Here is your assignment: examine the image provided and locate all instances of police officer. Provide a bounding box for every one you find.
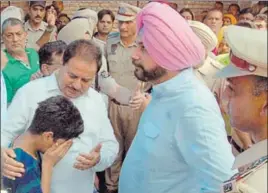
[216,25,267,193]
[104,3,150,193]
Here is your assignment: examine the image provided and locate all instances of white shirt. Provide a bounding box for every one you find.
[1,74,119,193]
[1,72,7,125]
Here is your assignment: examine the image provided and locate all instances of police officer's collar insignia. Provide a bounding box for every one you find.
[248,155,267,170]
[111,44,118,55]
[118,7,126,14]
[100,70,110,78]
[227,155,268,183]
[223,183,233,192]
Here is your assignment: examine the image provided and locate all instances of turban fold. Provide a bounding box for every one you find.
[188,20,218,52]
[57,18,95,45]
[136,2,205,71]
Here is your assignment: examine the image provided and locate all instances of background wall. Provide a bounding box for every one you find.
[0,1,254,16]
[1,1,253,29]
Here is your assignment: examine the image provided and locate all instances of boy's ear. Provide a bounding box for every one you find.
[41,63,49,76]
[41,131,54,141]
[260,100,267,117]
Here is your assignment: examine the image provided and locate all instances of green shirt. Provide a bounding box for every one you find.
[2,48,40,103]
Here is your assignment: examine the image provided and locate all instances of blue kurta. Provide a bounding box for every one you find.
[119,68,236,193]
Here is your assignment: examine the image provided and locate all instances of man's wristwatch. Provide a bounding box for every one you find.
[45,26,54,32]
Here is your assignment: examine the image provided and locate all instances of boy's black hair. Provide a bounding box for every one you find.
[28,96,84,140]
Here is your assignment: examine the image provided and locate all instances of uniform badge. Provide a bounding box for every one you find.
[222,180,238,193]
[118,7,126,14]
[223,182,233,192]
[248,64,257,72]
[111,44,118,55]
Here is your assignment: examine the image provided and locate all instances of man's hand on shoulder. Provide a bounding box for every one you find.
[1,148,25,180]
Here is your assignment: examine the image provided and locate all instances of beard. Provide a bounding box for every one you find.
[133,60,167,82]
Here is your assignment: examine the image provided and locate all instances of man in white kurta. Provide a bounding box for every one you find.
[1,40,118,193]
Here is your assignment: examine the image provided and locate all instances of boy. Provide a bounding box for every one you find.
[3,95,84,193]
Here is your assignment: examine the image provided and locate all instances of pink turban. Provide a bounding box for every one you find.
[136,2,205,71]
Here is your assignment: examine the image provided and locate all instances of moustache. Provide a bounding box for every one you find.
[35,16,42,19]
[68,86,80,93]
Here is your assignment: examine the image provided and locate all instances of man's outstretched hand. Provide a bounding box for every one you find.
[74,143,102,170]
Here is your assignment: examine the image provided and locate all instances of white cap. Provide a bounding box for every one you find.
[57,18,95,45]
[1,6,24,28]
[188,20,218,52]
[216,25,267,78]
[115,3,141,21]
[71,8,98,27]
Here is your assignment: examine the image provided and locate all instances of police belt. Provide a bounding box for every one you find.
[111,99,128,106]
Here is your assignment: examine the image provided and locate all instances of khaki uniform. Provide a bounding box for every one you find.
[24,21,57,51]
[221,140,267,193]
[216,26,268,193]
[105,32,146,191]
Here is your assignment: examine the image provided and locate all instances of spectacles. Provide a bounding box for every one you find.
[230,52,257,72]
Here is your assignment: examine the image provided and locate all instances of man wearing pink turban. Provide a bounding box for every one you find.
[120,2,235,193]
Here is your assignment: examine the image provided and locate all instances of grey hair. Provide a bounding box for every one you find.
[253,76,268,96]
[1,18,24,34]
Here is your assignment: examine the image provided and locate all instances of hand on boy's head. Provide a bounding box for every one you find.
[1,148,25,180]
[73,143,102,170]
[43,139,73,167]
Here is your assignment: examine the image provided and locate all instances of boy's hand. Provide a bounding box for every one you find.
[43,140,73,167]
[74,143,102,170]
[1,148,25,180]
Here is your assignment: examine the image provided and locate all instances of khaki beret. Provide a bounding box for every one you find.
[216,25,267,78]
[30,1,46,8]
[116,3,141,21]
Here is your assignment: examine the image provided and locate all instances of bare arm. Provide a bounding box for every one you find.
[41,163,53,193]
[41,140,73,193]
[36,29,56,48]
[36,7,57,48]
[98,72,132,105]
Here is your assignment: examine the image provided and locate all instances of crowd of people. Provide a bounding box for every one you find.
[0,1,267,193]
